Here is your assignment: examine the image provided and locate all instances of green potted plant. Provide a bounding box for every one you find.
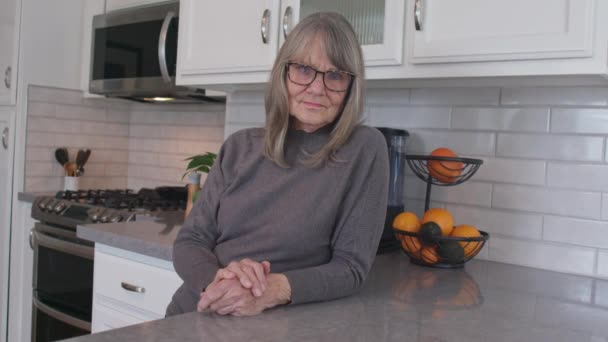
[183,152,217,217]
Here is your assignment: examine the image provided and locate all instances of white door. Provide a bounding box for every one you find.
[0,107,14,342]
[178,0,281,77]
[409,0,595,63]
[0,0,19,105]
[105,0,164,11]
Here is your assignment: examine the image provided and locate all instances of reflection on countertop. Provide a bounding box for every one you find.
[61,252,608,342]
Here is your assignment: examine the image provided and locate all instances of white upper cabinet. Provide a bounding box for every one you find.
[177,0,405,86]
[0,0,19,105]
[409,0,595,64]
[105,0,167,11]
[178,0,281,82]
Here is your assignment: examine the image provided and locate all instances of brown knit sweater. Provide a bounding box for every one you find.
[167,124,389,315]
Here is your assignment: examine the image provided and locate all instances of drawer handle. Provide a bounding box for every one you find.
[414,0,423,31]
[121,282,145,293]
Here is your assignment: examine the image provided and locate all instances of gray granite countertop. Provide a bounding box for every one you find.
[61,252,608,342]
[77,219,180,261]
[18,191,53,203]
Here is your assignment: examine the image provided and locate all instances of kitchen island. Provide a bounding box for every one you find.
[62,241,608,341]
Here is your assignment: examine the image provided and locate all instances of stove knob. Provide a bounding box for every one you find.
[53,201,67,214]
[45,200,57,212]
[89,209,102,222]
[110,214,123,223]
[100,211,111,223]
[37,198,50,210]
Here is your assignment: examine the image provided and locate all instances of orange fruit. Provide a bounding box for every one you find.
[420,246,439,264]
[451,224,482,256]
[421,208,454,236]
[392,212,421,233]
[427,147,463,183]
[393,212,422,254]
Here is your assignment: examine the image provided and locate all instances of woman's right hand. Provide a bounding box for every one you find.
[215,259,271,297]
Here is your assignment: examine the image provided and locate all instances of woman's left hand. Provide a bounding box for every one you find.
[218,259,271,297]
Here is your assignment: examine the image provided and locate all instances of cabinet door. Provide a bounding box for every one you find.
[0,108,14,342]
[298,0,405,66]
[409,0,595,63]
[178,0,281,77]
[0,0,19,105]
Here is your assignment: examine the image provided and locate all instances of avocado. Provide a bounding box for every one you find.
[438,240,465,264]
[418,222,442,246]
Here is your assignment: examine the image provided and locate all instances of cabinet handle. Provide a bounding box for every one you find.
[414,0,422,31]
[3,66,10,89]
[121,282,146,293]
[261,9,271,44]
[282,6,293,39]
[2,127,8,150]
[158,11,176,84]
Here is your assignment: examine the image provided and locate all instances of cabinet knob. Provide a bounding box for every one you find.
[3,66,10,89]
[283,6,293,39]
[2,127,8,150]
[414,0,423,31]
[261,9,271,44]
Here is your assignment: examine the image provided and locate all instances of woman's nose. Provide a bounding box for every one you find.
[306,73,326,94]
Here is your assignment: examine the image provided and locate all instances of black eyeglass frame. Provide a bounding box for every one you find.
[285,62,355,93]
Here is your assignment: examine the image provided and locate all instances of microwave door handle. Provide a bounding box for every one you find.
[158,11,176,84]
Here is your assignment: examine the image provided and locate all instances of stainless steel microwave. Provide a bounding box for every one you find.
[89,1,224,103]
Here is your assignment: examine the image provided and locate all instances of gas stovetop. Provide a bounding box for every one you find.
[32,187,187,230]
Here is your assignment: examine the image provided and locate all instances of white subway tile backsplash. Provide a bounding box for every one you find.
[596,280,608,307]
[365,88,410,105]
[25,86,226,192]
[474,158,545,185]
[603,194,608,221]
[411,88,500,106]
[28,86,84,105]
[405,178,492,207]
[599,250,608,278]
[497,133,604,161]
[551,108,608,134]
[407,130,496,155]
[367,106,450,129]
[488,236,596,275]
[543,216,608,248]
[226,104,266,124]
[493,184,601,219]
[447,205,543,240]
[548,163,608,191]
[451,107,549,132]
[502,87,608,106]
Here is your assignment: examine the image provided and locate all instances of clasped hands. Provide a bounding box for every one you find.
[197,259,288,316]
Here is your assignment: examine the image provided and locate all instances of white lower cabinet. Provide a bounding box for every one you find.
[91,246,182,333]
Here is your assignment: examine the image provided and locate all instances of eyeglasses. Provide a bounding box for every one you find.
[286,62,354,92]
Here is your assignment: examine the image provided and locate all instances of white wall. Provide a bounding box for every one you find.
[225,86,608,279]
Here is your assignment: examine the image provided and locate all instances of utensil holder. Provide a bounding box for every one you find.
[64,176,80,191]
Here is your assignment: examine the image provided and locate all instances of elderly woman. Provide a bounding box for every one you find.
[166,12,389,316]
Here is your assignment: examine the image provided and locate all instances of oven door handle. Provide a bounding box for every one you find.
[33,296,91,332]
[32,230,94,260]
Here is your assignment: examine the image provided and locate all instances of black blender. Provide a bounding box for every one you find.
[376,127,409,254]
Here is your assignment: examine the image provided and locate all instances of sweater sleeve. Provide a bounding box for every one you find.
[172,144,228,296]
[283,139,389,304]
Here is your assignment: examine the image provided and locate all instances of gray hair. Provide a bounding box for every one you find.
[263,12,365,168]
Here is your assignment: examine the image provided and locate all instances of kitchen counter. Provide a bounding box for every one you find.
[77,219,180,261]
[17,191,53,203]
[60,252,608,342]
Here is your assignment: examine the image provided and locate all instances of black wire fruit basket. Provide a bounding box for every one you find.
[393,230,489,268]
[394,154,488,268]
[406,155,483,212]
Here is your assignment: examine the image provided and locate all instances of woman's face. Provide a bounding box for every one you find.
[287,38,348,133]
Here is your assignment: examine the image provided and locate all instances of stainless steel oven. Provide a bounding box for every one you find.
[30,222,93,342]
[29,188,186,341]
